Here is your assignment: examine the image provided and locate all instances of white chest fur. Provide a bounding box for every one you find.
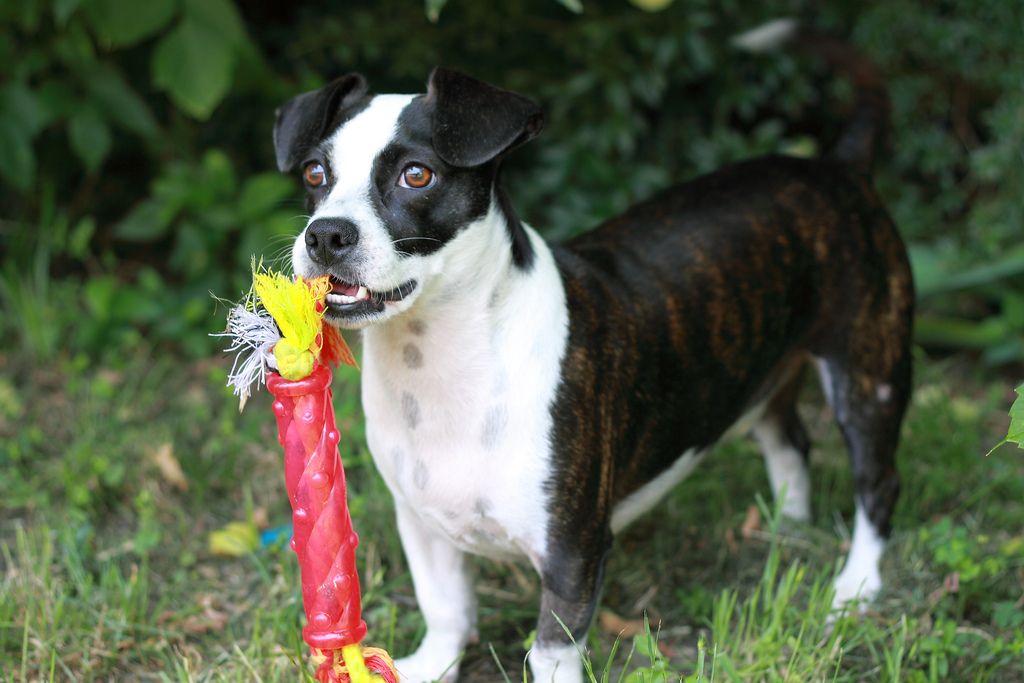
[361,214,569,570]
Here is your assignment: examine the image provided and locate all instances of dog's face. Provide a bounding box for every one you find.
[276,69,543,328]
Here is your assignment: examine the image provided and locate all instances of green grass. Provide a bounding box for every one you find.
[2,348,1022,681]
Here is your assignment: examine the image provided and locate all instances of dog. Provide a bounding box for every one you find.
[275,20,913,683]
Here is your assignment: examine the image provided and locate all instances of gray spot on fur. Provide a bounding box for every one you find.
[403,343,423,369]
[413,459,429,489]
[481,404,508,450]
[443,509,458,520]
[473,498,492,517]
[391,446,406,471]
[402,392,420,430]
[408,319,426,336]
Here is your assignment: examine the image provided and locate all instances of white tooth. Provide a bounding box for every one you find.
[326,293,342,303]
[356,286,369,300]
[339,294,357,304]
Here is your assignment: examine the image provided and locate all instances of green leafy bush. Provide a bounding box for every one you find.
[0,0,254,185]
[0,0,1021,363]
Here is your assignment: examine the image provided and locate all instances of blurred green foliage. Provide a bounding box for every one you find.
[0,0,1021,364]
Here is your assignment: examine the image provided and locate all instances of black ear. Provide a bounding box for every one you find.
[427,68,544,168]
[273,73,369,172]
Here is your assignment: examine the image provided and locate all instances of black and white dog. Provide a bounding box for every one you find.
[276,21,913,683]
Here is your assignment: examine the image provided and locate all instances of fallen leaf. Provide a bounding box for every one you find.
[599,609,647,637]
[180,595,230,634]
[208,521,260,557]
[150,442,188,491]
[927,571,961,605]
[740,504,761,539]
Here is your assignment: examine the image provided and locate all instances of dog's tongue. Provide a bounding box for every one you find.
[331,279,361,297]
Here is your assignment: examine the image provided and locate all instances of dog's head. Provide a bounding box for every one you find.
[275,68,543,328]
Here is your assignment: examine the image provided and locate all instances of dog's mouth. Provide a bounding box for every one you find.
[323,276,417,318]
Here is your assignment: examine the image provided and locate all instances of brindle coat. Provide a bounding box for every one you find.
[542,154,912,642]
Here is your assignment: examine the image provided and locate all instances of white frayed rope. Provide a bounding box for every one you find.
[212,304,281,410]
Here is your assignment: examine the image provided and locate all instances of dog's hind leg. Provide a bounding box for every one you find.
[753,364,813,522]
[814,322,912,611]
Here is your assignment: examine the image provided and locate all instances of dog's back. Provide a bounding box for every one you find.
[554,153,912,500]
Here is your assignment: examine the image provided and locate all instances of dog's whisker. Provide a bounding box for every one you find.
[262,250,293,264]
[263,247,295,268]
[266,242,293,256]
[391,237,441,245]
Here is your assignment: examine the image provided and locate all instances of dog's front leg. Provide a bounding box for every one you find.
[529,543,609,683]
[394,502,476,683]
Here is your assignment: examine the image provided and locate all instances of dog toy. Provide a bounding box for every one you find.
[217,267,396,683]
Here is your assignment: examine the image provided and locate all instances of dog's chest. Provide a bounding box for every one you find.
[360,274,569,565]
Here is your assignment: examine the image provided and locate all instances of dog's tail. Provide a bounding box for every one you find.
[732,18,890,173]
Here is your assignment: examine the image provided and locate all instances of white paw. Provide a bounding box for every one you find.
[831,504,885,616]
[395,648,461,683]
[529,643,583,683]
[831,564,881,613]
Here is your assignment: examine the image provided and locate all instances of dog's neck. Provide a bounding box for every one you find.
[364,199,519,376]
[411,199,516,317]
[361,198,567,424]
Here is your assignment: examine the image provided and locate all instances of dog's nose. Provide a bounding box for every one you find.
[305,218,359,267]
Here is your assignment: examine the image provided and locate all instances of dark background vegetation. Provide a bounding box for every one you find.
[2,0,1022,365]
[1,0,1022,680]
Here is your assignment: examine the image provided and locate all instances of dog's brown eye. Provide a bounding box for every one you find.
[303,162,327,188]
[400,164,434,189]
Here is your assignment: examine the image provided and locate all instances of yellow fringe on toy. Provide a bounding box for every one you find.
[312,644,394,683]
[252,270,331,380]
[341,643,374,683]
